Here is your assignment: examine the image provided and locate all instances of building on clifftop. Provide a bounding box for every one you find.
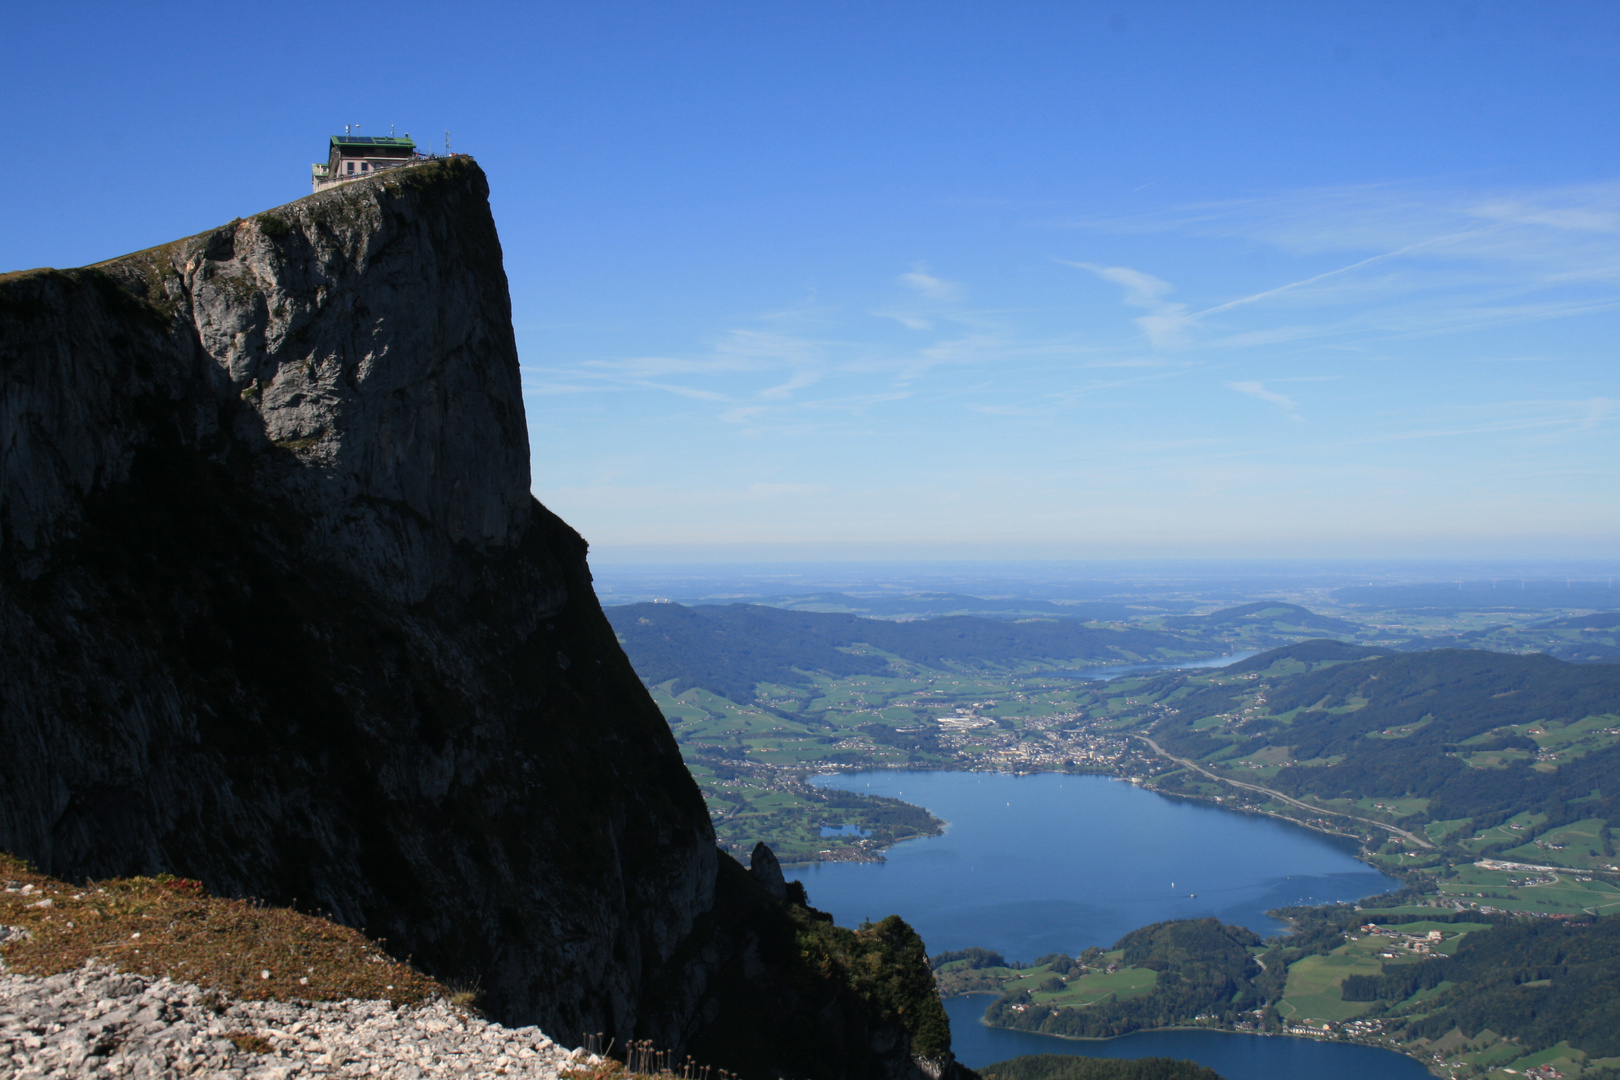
[312,132,420,192]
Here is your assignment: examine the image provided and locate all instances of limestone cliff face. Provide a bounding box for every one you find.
[0,161,958,1080]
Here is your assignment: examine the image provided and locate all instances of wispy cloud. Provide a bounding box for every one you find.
[1060,261,1193,346]
[525,177,1620,466]
[1355,396,1616,447]
[1192,237,1466,318]
[525,177,1620,552]
[1050,180,1620,352]
[1226,380,1302,420]
[879,312,935,330]
[877,264,970,331]
[898,264,965,301]
[1070,263,1174,308]
[1059,180,1620,254]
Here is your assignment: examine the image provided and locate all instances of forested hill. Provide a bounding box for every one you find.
[1224,638,1392,672]
[1353,914,1620,1060]
[982,1055,1226,1080]
[1166,601,1359,637]
[605,602,1198,701]
[1151,643,1620,835]
[984,919,1264,1041]
[961,905,1620,1076]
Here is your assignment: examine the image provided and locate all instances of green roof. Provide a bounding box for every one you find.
[330,135,416,151]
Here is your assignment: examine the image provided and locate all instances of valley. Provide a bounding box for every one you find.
[610,598,1620,904]
[609,591,1620,1077]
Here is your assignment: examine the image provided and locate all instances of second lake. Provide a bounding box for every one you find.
[788,770,1398,959]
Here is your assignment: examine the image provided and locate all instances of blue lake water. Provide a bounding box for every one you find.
[791,771,1396,955]
[1045,651,1261,681]
[945,996,1433,1080]
[786,771,1419,1078]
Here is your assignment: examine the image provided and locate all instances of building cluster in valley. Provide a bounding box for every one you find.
[1356,923,1447,956]
[929,707,1134,772]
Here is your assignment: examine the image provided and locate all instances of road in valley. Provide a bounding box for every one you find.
[1138,736,1436,850]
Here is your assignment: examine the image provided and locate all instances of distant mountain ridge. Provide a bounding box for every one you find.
[1167,601,1360,636]
[683,592,1191,621]
[606,601,1204,701]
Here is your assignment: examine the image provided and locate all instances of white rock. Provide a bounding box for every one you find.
[0,961,585,1078]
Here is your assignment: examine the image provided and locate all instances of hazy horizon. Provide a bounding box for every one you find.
[586,555,1620,606]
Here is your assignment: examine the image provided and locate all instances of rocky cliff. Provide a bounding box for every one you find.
[0,159,959,1080]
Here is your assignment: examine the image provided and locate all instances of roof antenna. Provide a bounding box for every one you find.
[445,129,451,154]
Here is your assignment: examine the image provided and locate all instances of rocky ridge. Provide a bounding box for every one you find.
[2,157,702,1042]
[0,159,961,1080]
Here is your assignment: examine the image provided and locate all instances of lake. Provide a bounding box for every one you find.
[944,996,1433,1080]
[1043,651,1261,681]
[785,771,1422,1079]
[791,771,1396,955]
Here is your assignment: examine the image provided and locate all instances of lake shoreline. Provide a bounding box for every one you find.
[945,992,1445,1078]
[796,771,1422,1079]
[801,762,1406,891]
[790,770,1398,956]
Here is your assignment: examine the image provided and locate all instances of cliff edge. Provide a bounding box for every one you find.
[0,159,958,1080]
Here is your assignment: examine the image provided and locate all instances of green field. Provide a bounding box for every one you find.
[1273,919,1490,1027]
[1498,817,1612,867]
[1041,965,1159,1006]
[1434,862,1620,915]
[933,950,1159,1009]
[1277,952,1381,1022]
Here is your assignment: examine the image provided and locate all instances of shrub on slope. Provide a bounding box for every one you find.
[982,1053,1224,1080]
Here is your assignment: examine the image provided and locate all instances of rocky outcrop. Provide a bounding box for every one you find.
[748,842,788,902]
[0,960,591,1078]
[0,161,960,1080]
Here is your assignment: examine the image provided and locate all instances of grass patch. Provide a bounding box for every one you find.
[1278,952,1380,1023]
[1041,965,1158,1006]
[0,852,447,1007]
[226,1032,274,1054]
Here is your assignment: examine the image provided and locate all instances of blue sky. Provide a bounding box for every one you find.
[6,2,1619,561]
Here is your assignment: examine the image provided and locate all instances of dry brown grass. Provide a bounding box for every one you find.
[0,852,448,1007]
[225,1032,274,1054]
[560,1063,723,1080]
[559,1038,738,1080]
